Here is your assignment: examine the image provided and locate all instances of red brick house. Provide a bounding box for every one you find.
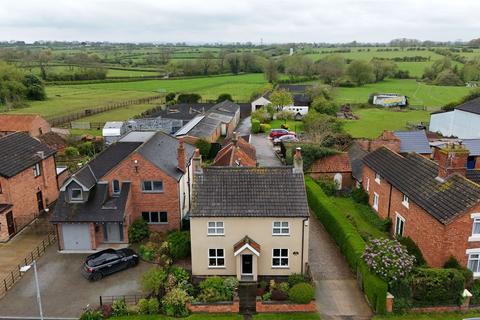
[0,114,51,138]
[0,132,59,242]
[362,145,480,276]
[213,133,256,167]
[51,131,196,251]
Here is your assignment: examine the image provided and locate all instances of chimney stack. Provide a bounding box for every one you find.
[193,148,203,175]
[436,143,469,180]
[232,131,239,146]
[293,147,303,173]
[177,138,186,173]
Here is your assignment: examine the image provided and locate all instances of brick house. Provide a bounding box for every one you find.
[51,131,195,251]
[190,148,310,282]
[362,145,480,275]
[0,132,59,242]
[0,114,51,138]
[213,133,256,167]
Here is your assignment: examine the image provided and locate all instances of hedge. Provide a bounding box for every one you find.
[305,176,387,313]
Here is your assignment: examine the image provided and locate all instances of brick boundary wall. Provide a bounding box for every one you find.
[187,298,240,313]
[255,298,317,313]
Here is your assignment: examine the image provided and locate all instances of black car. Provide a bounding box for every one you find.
[81,248,139,281]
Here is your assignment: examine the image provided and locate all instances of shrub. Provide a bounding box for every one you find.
[147,298,160,314]
[166,92,176,102]
[262,291,272,301]
[252,108,271,123]
[443,256,473,288]
[177,93,201,103]
[271,289,288,301]
[111,299,128,316]
[79,309,103,320]
[78,142,95,157]
[224,277,239,295]
[259,123,271,133]
[141,267,168,296]
[217,93,232,102]
[64,146,80,157]
[397,236,427,267]
[162,288,190,317]
[410,268,465,307]
[289,283,315,304]
[128,218,149,243]
[288,273,309,287]
[351,186,369,205]
[195,139,211,159]
[251,119,261,134]
[471,279,480,305]
[167,231,191,260]
[197,276,237,302]
[444,256,461,269]
[279,282,290,294]
[138,298,150,315]
[139,243,156,262]
[389,279,413,313]
[363,238,415,284]
[276,110,295,120]
[315,178,337,196]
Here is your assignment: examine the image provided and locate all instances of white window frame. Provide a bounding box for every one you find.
[141,211,168,224]
[70,188,83,202]
[141,180,164,193]
[33,163,41,177]
[207,221,224,236]
[466,249,480,278]
[402,194,409,209]
[272,248,289,268]
[373,192,379,211]
[208,248,225,268]
[395,213,405,236]
[272,221,290,236]
[469,214,480,242]
[375,173,381,184]
[366,178,370,192]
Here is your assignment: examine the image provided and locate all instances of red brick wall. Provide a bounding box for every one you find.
[187,299,239,313]
[309,172,352,189]
[362,166,391,220]
[0,156,59,241]
[255,299,317,313]
[30,117,51,137]
[102,152,181,234]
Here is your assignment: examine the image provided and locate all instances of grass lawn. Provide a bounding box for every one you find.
[373,311,480,320]
[269,119,305,133]
[106,68,160,77]
[111,315,242,320]
[253,312,321,320]
[79,99,163,122]
[342,108,430,138]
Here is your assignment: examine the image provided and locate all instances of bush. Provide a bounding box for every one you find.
[80,309,103,320]
[389,279,413,313]
[224,277,239,295]
[288,273,309,287]
[251,119,261,134]
[111,299,128,316]
[444,256,461,269]
[64,146,80,157]
[162,288,190,317]
[177,93,201,103]
[167,231,191,260]
[410,268,465,307]
[197,276,237,302]
[271,289,288,301]
[78,142,95,157]
[141,267,168,296]
[471,279,480,305]
[147,298,160,314]
[288,283,315,304]
[259,123,271,133]
[128,218,149,243]
[195,139,211,159]
[315,178,338,196]
[397,236,427,267]
[252,108,271,123]
[139,243,156,262]
[166,92,176,102]
[138,298,150,315]
[217,93,232,103]
[443,256,473,288]
[351,186,369,205]
[279,282,290,294]
[276,110,295,120]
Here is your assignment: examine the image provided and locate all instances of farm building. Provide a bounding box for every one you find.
[371,94,407,107]
[0,114,51,138]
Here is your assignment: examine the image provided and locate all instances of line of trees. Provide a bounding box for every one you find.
[423,57,480,86]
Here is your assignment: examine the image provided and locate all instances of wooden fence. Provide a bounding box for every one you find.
[47,95,164,127]
[0,232,56,298]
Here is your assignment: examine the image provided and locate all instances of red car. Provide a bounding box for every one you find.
[269,129,295,139]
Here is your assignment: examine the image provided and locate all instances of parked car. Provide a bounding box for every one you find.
[81,248,139,281]
[269,129,295,139]
[273,134,299,145]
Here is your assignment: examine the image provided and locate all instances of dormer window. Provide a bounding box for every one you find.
[70,189,83,201]
[33,163,41,178]
[375,173,381,184]
[402,194,409,208]
[112,180,121,195]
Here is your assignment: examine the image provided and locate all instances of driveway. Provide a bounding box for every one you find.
[0,245,151,319]
[309,214,372,320]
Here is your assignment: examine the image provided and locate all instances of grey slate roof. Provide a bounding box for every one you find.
[209,100,240,117]
[466,170,480,184]
[348,142,367,182]
[394,130,431,154]
[363,147,480,224]
[455,97,480,115]
[51,182,130,223]
[191,167,309,218]
[462,139,480,156]
[0,132,56,178]
[150,103,215,121]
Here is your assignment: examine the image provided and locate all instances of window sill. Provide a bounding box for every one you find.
[474,272,480,279]
[142,191,164,194]
[272,234,290,237]
[272,266,290,269]
[208,266,226,269]
[147,222,168,225]
[402,202,409,209]
[207,234,225,237]
[468,236,480,242]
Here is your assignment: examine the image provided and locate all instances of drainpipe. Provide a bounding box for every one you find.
[301,217,308,275]
[387,184,393,221]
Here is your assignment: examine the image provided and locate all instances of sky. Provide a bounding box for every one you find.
[0,0,479,44]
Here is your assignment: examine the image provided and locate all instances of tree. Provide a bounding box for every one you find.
[264,59,278,83]
[226,53,241,74]
[22,74,46,101]
[35,49,53,80]
[311,97,338,116]
[347,60,375,86]
[303,112,344,145]
[0,61,27,107]
[316,54,345,85]
[371,59,397,82]
[284,55,314,79]
[216,93,232,103]
[199,52,215,75]
[434,69,464,86]
[269,90,293,111]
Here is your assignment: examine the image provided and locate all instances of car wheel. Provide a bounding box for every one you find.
[91,272,103,281]
[128,259,138,268]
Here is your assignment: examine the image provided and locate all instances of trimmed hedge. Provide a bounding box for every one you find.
[305,176,387,313]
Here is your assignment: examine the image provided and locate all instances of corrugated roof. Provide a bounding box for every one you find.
[462,139,480,156]
[394,130,431,154]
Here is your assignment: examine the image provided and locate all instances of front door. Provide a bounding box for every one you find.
[36,191,44,213]
[6,211,15,236]
[104,223,123,243]
[242,254,253,275]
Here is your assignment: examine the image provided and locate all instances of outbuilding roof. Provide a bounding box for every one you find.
[394,130,431,154]
[455,97,480,115]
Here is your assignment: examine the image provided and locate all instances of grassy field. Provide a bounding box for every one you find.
[373,311,480,320]
[79,101,162,123]
[333,79,473,109]
[20,65,160,78]
[343,108,430,138]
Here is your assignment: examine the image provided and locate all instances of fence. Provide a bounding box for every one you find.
[99,294,147,306]
[0,232,56,298]
[69,121,106,130]
[47,95,164,127]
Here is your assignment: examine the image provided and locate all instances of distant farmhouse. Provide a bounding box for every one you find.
[430,97,480,139]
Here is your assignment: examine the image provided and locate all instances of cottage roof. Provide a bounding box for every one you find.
[363,147,480,224]
[0,114,49,133]
[394,130,431,154]
[348,142,368,182]
[0,132,56,178]
[191,167,309,218]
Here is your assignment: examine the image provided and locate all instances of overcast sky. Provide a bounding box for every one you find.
[0,0,479,44]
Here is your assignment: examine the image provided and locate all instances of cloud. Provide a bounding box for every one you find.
[0,0,479,43]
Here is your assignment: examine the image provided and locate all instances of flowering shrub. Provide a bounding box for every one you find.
[162,288,190,317]
[362,238,415,283]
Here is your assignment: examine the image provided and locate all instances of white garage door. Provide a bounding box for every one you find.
[61,224,91,250]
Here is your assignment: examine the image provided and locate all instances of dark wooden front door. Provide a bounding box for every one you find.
[36,191,44,212]
[6,211,15,236]
[242,254,253,274]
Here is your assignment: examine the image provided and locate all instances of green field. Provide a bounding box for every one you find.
[20,65,160,78]
[79,100,162,123]
[343,108,430,138]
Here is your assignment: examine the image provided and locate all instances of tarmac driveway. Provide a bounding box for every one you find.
[0,245,150,319]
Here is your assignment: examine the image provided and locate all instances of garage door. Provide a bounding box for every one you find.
[61,224,91,250]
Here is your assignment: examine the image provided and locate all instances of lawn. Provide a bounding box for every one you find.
[269,119,305,133]
[111,315,242,320]
[79,99,163,122]
[342,108,430,138]
[106,68,160,77]
[373,311,480,320]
